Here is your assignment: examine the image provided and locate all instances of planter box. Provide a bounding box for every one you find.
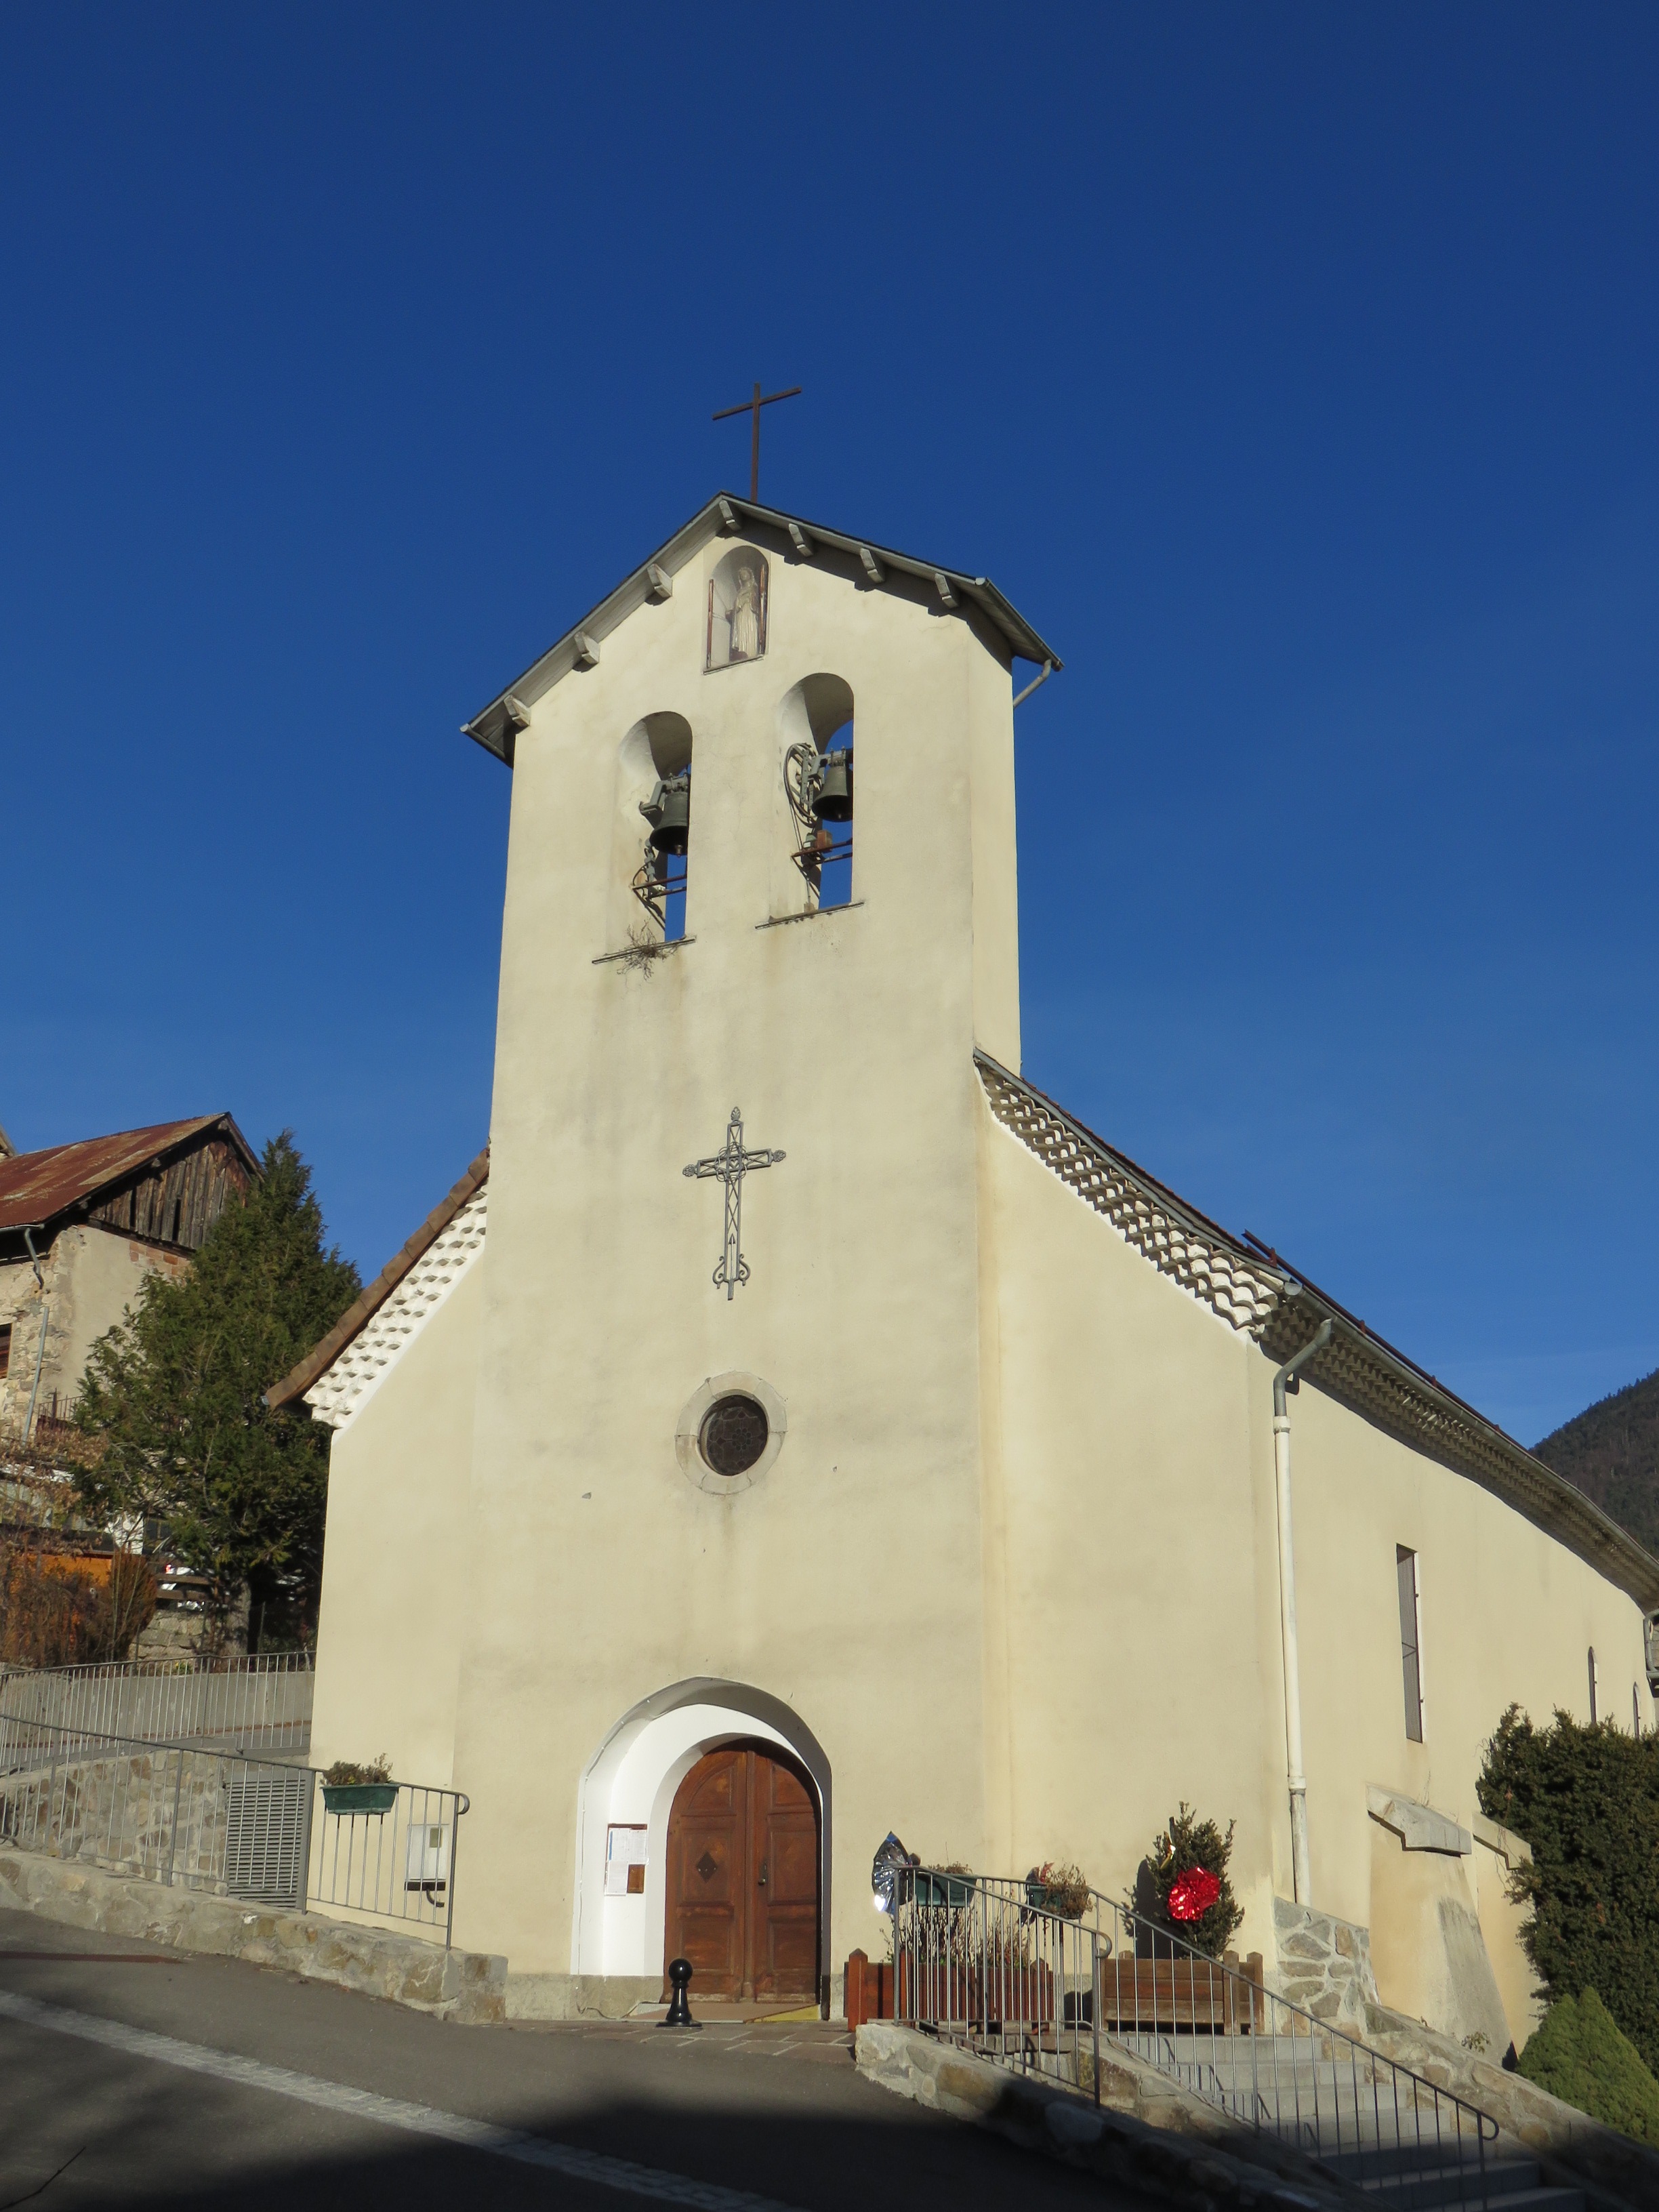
[322,1783,397,1816]
[902,1954,1057,2030]
[844,1950,893,2029]
[913,1872,976,1909]
[1098,1951,1267,2032]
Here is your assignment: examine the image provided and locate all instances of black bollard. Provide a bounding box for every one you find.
[659,1956,701,2029]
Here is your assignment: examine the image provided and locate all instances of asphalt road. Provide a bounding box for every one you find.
[0,1906,1153,2211]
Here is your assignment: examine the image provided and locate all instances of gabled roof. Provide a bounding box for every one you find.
[266,1146,489,1415]
[976,1051,1659,1613]
[0,1116,258,1235]
[461,493,1063,766]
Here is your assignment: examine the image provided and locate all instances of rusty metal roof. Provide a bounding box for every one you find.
[0,1116,258,1233]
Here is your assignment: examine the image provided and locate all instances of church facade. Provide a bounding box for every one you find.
[272,495,1659,2039]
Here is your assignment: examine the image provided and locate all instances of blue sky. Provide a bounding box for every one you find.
[2,5,1654,1443]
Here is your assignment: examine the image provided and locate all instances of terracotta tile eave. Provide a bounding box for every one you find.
[975,1050,1659,1616]
[265,1147,489,1412]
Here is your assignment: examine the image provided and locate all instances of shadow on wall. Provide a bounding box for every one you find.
[1368,1815,1513,2057]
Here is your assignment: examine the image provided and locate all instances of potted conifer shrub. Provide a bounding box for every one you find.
[1130,1802,1244,1958]
[321,1757,396,1816]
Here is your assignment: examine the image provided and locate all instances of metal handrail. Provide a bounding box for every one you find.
[0,1652,313,1761]
[0,1706,466,1946]
[894,1868,1498,2207]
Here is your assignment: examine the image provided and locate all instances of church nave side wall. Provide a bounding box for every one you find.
[308,1252,483,1794]
[977,1099,1287,1963]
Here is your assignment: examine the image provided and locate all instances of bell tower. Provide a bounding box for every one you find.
[449,497,1059,1996]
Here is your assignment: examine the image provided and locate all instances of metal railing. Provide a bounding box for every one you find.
[311,1777,468,1945]
[894,1870,1499,2207]
[0,1653,313,1763]
[0,1711,466,1946]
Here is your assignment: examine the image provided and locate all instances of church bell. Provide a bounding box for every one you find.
[811,747,853,823]
[640,771,691,855]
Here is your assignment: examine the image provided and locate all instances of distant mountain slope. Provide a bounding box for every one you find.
[1534,1370,1659,1558]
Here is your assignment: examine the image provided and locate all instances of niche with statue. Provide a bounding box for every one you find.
[706,548,768,671]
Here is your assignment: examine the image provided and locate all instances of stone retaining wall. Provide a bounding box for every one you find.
[0,1753,231,1887]
[0,1844,505,2024]
[1271,1898,1379,2031]
[855,2021,1363,2211]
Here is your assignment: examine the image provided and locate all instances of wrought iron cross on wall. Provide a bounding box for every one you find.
[683,1107,785,1299]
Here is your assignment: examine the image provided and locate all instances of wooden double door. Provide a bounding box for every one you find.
[663,1742,819,2005]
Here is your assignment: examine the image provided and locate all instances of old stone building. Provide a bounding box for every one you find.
[273,493,1659,2044]
[0,1115,258,1442]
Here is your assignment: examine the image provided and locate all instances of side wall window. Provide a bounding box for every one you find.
[1397,1546,1423,1742]
[0,1322,10,1380]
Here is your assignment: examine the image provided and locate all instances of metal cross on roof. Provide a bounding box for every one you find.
[683,1107,785,1300]
[712,381,802,501]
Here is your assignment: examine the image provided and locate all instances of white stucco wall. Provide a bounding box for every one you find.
[304,513,1654,2036]
[446,537,1020,1981]
[308,1254,484,1791]
[980,1096,1651,2013]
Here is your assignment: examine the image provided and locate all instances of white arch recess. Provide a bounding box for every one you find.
[571,1679,832,1986]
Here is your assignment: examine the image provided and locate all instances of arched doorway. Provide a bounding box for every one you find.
[663,1740,819,2004]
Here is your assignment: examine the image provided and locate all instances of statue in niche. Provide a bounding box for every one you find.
[728,562,762,662]
[706,549,768,670]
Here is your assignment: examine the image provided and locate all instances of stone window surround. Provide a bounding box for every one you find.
[674,1370,787,1496]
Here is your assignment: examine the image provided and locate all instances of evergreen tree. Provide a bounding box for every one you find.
[1130,1802,1246,1958]
[1517,1990,1659,2143]
[1479,1704,1659,2074]
[75,1133,359,1648]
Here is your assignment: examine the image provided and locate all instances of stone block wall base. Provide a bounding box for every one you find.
[0,1845,506,2024]
[506,1973,661,2021]
[855,2022,1364,2212]
[1361,2001,1659,2212]
[1271,1898,1380,2032]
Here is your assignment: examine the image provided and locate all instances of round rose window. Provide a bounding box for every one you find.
[698,1393,769,1477]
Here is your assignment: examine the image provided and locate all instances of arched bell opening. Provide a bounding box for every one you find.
[779,674,855,912]
[619,712,693,943]
[706,548,768,672]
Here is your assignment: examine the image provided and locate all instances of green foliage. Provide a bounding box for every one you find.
[1026,1861,1093,1920]
[75,1133,359,1647]
[1131,1802,1245,1958]
[321,1756,392,1786]
[1516,1990,1659,2143]
[1479,1704,1659,2074]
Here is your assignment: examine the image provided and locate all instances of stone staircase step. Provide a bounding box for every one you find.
[1319,2156,1542,2209]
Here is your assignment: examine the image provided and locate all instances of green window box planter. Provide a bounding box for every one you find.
[323,1783,398,1816]
[914,1872,976,1909]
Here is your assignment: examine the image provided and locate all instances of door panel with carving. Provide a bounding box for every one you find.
[751,1753,818,2000]
[663,1743,819,2004]
[663,1747,745,1992]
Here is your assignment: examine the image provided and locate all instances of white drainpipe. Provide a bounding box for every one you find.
[1272,1317,1332,1906]
[21,1225,49,1443]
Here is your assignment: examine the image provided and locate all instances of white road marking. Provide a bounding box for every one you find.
[0,1989,804,2211]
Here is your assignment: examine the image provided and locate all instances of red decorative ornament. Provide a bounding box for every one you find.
[1167,1868,1221,1921]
